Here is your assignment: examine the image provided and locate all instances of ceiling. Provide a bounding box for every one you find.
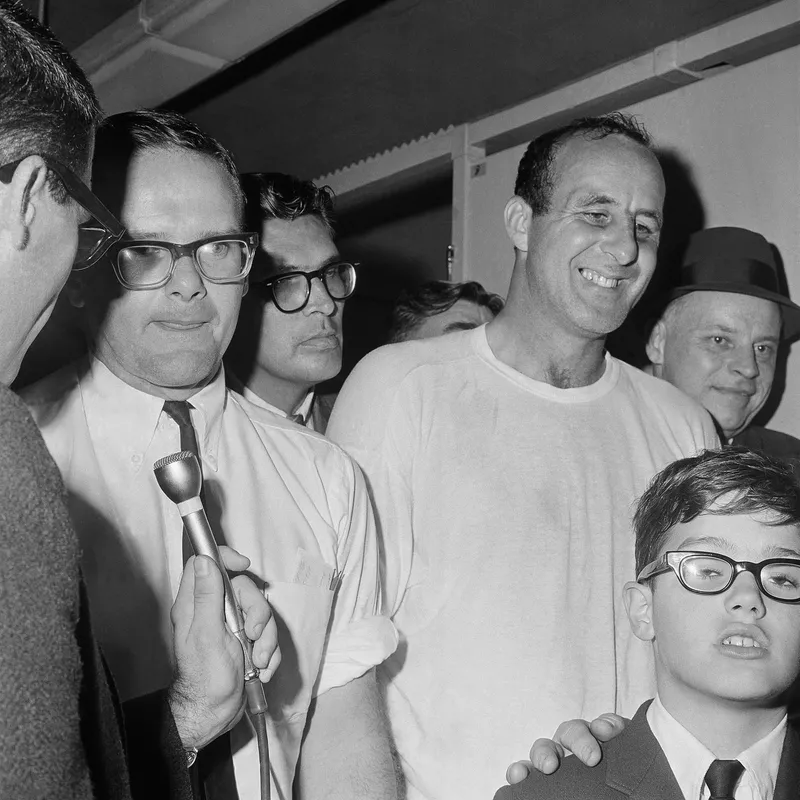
[31,0,778,181]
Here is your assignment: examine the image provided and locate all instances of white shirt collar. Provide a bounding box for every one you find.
[81,356,228,472]
[231,375,316,428]
[647,695,786,800]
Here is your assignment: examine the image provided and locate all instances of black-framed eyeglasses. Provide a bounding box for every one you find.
[107,233,260,290]
[0,156,125,269]
[253,261,358,313]
[637,550,800,603]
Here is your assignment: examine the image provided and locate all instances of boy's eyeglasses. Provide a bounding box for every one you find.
[253,261,358,314]
[637,550,800,603]
[0,156,125,269]
[106,233,259,290]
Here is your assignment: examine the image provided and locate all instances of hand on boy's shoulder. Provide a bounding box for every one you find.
[494,749,609,800]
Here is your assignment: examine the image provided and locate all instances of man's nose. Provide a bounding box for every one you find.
[304,275,336,315]
[167,255,207,300]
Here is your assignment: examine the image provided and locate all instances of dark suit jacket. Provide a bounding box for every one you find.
[494,700,800,800]
[0,386,192,800]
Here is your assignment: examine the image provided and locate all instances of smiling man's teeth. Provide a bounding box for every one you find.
[579,269,620,288]
[722,635,761,648]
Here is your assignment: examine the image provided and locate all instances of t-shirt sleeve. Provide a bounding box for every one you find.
[327,346,417,619]
[313,450,399,696]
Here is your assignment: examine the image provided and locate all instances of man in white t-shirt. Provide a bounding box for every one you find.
[327,113,719,800]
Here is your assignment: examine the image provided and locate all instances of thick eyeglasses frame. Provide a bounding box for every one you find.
[107,232,260,291]
[637,550,800,603]
[254,261,359,314]
[0,155,125,268]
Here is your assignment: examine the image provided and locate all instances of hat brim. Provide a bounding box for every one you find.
[667,284,800,341]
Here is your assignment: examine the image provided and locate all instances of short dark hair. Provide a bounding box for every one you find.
[241,172,335,236]
[0,0,101,192]
[388,280,505,343]
[92,109,244,219]
[514,112,652,217]
[633,447,800,574]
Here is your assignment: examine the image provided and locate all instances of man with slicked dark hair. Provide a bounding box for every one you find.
[228,172,353,432]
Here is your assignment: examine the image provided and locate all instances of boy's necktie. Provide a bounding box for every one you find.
[161,399,239,800]
[704,759,744,800]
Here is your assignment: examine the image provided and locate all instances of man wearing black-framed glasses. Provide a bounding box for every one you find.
[227,172,356,433]
[23,111,398,800]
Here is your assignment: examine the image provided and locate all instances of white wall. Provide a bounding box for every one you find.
[464,44,800,438]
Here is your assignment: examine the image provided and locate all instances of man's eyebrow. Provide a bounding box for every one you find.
[266,254,343,275]
[574,193,663,226]
[124,229,238,242]
[575,192,616,208]
[697,324,780,344]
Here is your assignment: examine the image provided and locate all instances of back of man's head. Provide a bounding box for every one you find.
[514,112,651,218]
[388,280,504,343]
[91,109,244,219]
[633,447,800,575]
[241,172,335,237]
[0,0,100,178]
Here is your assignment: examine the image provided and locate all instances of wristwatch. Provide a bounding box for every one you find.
[186,747,199,768]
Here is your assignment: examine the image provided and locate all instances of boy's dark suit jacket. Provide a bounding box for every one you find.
[494,700,800,800]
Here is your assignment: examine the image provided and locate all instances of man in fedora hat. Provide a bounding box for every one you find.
[646,225,800,460]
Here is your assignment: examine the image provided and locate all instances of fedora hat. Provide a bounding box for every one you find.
[668,226,800,340]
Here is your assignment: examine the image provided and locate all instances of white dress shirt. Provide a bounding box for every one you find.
[237,380,318,429]
[24,357,397,799]
[647,695,786,800]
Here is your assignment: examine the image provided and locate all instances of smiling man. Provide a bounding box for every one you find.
[646,226,800,463]
[227,173,353,432]
[23,112,398,800]
[328,113,718,800]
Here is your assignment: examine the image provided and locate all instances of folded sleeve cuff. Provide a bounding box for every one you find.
[314,615,399,696]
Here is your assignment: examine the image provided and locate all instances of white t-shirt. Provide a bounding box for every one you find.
[327,325,719,800]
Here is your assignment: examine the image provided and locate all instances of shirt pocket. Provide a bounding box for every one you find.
[263,581,335,723]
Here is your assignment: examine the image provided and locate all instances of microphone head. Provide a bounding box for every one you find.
[153,451,202,504]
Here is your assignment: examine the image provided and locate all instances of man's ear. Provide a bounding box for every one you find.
[504,196,532,253]
[623,580,655,642]
[1,156,51,251]
[645,319,667,371]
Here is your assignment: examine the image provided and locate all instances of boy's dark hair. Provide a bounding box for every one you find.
[514,112,651,218]
[388,280,504,343]
[92,110,244,220]
[241,172,335,236]
[0,0,101,197]
[634,447,800,573]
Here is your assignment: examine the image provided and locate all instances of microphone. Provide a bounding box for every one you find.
[154,450,271,800]
[153,451,260,681]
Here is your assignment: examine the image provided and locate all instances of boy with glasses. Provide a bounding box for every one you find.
[227,172,356,432]
[496,447,800,800]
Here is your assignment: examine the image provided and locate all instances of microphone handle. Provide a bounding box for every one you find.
[180,503,259,679]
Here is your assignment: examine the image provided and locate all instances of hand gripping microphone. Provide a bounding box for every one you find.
[153,451,271,800]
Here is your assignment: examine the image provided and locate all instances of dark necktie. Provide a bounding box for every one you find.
[161,400,239,800]
[704,759,745,800]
